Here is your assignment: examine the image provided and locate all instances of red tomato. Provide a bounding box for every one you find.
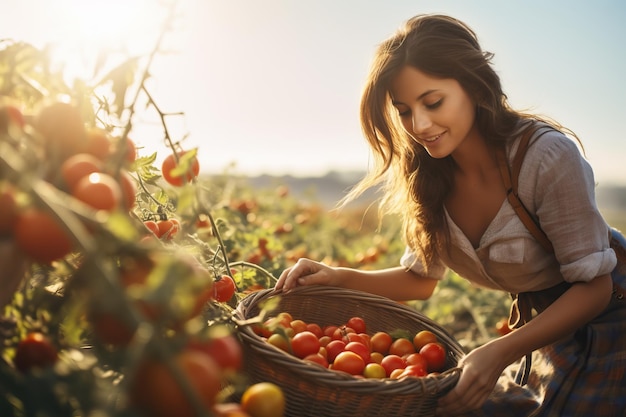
[389,338,416,357]
[325,339,346,363]
[161,151,200,186]
[399,364,428,378]
[344,341,370,364]
[305,322,324,338]
[413,330,438,351]
[370,331,393,355]
[129,351,221,417]
[332,351,365,375]
[419,342,447,372]
[291,331,320,359]
[187,334,243,372]
[405,352,428,369]
[117,170,137,210]
[213,275,237,302]
[380,354,406,377]
[60,153,102,191]
[85,127,112,160]
[14,208,73,263]
[72,172,122,211]
[303,353,329,368]
[14,332,58,372]
[346,316,367,334]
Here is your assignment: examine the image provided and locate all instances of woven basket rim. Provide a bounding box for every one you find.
[235,285,463,395]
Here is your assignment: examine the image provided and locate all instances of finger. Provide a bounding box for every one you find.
[275,266,293,290]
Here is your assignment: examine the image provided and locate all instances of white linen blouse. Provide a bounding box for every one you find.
[400,125,617,294]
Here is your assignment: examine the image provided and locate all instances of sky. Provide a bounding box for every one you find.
[2,0,626,185]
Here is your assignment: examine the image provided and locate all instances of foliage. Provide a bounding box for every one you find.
[0,3,512,416]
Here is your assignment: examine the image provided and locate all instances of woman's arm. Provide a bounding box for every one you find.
[275,258,439,301]
[437,273,613,415]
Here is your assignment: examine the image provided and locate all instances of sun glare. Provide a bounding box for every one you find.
[42,0,172,82]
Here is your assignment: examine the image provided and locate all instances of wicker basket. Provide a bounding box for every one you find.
[235,286,464,417]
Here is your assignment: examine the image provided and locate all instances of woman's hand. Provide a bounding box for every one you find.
[436,340,509,416]
[275,258,341,292]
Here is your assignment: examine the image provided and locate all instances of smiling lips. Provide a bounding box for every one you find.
[419,132,444,143]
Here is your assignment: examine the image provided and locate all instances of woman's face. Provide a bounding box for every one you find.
[389,65,476,159]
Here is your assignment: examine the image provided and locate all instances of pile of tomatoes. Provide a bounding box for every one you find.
[255,312,449,380]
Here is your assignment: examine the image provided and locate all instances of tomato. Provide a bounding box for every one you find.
[323,325,338,338]
[303,353,329,368]
[289,319,307,334]
[380,354,406,377]
[405,352,428,369]
[161,151,200,187]
[240,382,285,417]
[85,128,112,160]
[14,207,73,263]
[344,341,370,364]
[129,350,222,417]
[305,322,323,338]
[346,316,367,334]
[370,351,384,364]
[413,330,438,351]
[117,170,137,210]
[332,325,355,342]
[60,153,103,191]
[13,332,58,372]
[0,186,17,235]
[143,220,159,235]
[267,333,290,352]
[419,342,447,372]
[0,104,25,134]
[187,334,243,372]
[332,351,365,375]
[399,364,428,378]
[213,275,237,302]
[72,172,122,211]
[156,219,179,239]
[325,339,346,363]
[290,331,320,359]
[35,101,87,157]
[370,331,393,355]
[389,337,415,357]
[363,362,387,378]
[124,137,137,164]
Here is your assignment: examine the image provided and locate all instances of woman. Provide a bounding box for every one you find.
[275,14,626,416]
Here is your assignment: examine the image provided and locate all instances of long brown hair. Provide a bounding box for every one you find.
[345,14,569,271]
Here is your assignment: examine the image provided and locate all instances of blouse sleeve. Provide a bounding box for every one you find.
[399,246,447,280]
[519,130,616,283]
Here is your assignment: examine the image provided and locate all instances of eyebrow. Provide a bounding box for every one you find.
[391,89,438,105]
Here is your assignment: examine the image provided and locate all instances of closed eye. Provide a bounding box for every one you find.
[425,99,443,110]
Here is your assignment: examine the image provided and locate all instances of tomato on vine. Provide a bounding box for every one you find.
[161,150,200,186]
[72,172,122,212]
[212,275,236,302]
[14,207,73,263]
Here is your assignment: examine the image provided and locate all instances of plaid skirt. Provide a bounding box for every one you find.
[478,229,626,417]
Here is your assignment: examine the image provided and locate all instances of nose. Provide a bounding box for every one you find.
[411,110,432,136]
